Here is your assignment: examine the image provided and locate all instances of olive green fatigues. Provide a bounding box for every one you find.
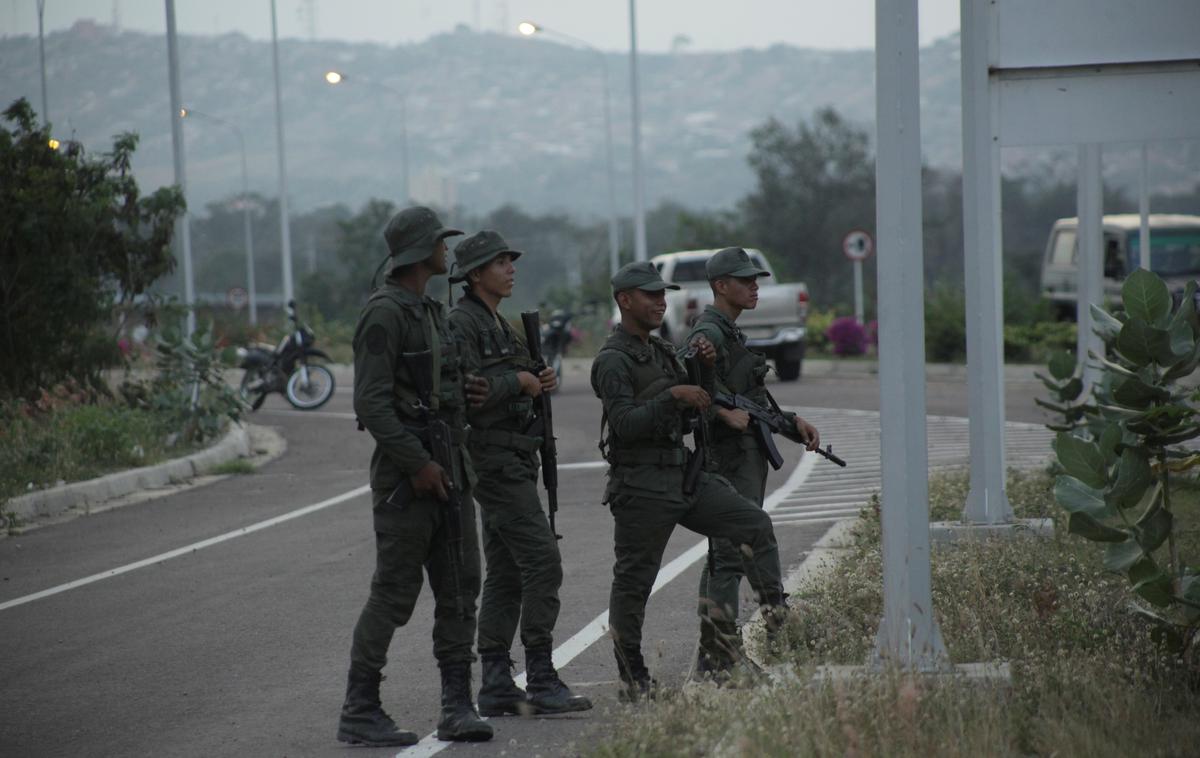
[684,306,792,666]
[449,292,564,656]
[591,325,785,662]
[348,280,481,676]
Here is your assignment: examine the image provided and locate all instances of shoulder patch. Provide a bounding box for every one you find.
[365,323,389,355]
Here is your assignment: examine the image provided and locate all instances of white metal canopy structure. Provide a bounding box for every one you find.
[958,0,1200,527]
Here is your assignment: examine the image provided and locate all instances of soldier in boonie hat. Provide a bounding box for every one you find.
[450,230,523,284]
[383,205,463,267]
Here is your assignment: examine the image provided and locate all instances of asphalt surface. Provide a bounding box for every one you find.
[0,364,1052,758]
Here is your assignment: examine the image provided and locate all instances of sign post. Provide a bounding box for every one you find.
[843,230,874,324]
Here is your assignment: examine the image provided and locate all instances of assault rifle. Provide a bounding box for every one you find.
[712,391,847,468]
[391,349,468,618]
[682,349,713,495]
[520,311,561,539]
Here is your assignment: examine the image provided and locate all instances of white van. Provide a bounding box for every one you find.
[1040,213,1200,318]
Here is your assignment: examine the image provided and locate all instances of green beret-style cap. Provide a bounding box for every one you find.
[450,230,523,283]
[383,206,463,266]
[706,247,771,280]
[611,261,680,292]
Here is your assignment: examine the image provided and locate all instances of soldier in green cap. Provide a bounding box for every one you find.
[336,206,493,747]
[447,230,593,718]
[684,247,821,680]
[591,260,789,701]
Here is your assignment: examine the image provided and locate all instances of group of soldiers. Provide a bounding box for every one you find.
[337,206,821,747]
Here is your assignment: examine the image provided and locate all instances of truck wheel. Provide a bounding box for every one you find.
[776,341,805,382]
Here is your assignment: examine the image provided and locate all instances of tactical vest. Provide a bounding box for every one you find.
[451,296,536,437]
[598,334,686,464]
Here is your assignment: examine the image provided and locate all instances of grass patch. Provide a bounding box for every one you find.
[0,397,209,504]
[209,458,254,476]
[590,469,1200,757]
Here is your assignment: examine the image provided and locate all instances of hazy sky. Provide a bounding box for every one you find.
[4,0,960,52]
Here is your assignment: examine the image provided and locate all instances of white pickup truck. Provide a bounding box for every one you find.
[651,249,810,381]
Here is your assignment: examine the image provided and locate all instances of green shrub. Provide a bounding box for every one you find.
[924,283,966,362]
[806,308,835,354]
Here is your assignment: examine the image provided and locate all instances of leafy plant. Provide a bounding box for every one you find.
[1035,350,1093,433]
[1051,269,1200,648]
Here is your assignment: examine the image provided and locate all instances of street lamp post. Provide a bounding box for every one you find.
[628,0,647,262]
[180,108,259,325]
[270,0,295,308]
[323,71,410,203]
[36,0,48,125]
[164,0,195,335]
[518,21,621,280]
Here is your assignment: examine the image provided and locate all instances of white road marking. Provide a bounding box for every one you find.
[396,447,820,757]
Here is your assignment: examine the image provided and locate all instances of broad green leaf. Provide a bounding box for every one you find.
[1035,398,1070,415]
[1054,475,1112,518]
[1147,425,1200,447]
[1134,502,1172,552]
[1089,303,1124,342]
[1092,352,1140,378]
[1058,377,1084,403]
[1128,555,1161,585]
[1107,448,1153,510]
[1168,280,1198,332]
[1167,319,1194,359]
[1067,512,1127,543]
[1098,423,1122,466]
[1122,268,1171,326]
[1112,376,1170,409]
[1048,350,1077,381]
[1162,341,1200,382]
[1133,572,1174,607]
[1115,318,1168,368]
[1104,539,1144,572]
[1054,433,1107,488]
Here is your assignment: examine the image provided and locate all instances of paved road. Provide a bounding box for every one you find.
[0,367,1054,757]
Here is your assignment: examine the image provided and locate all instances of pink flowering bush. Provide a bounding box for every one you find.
[826,316,867,356]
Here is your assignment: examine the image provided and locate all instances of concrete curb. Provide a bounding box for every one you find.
[4,423,251,523]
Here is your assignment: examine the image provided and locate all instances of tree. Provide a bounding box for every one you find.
[0,99,184,399]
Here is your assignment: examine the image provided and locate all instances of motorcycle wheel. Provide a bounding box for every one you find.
[285,364,335,410]
[239,367,265,405]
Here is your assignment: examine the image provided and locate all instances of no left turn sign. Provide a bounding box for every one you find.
[843,230,874,262]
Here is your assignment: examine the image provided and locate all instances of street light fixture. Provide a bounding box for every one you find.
[518,21,622,280]
[180,107,260,325]
[323,70,411,203]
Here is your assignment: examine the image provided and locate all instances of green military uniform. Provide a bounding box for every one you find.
[682,247,794,673]
[338,207,491,747]
[448,231,590,716]
[591,261,787,699]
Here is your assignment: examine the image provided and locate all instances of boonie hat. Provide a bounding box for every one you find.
[450,231,523,283]
[611,261,680,292]
[383,206,463,266]
[706,247,771,280]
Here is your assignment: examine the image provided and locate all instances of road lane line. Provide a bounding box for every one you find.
[397,450,820,757]
[0,485,372,613]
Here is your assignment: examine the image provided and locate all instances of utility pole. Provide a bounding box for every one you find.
[164,0,195,335]
[628,0,647,261]
[270,0,295,306]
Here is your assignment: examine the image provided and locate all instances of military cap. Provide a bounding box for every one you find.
[706,247,771,280]
[611,261,681,292]
[383,206,463,266]
[449,230,523,283]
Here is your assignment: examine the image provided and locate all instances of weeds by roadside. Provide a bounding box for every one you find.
[590,468,1200,757]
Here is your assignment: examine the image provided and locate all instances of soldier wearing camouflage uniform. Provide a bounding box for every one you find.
[683,247,821,679]
[591,261,789,701]
[336,206,492,747]
[447,230,592,717]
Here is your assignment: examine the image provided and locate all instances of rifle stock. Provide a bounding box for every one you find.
[520,311,561,539]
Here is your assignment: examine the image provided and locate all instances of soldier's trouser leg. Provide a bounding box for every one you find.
[476,477,563,655]
[683,473,783,608]
[698,440,769,667]
[608,494,685,662]
[349,487,481,678]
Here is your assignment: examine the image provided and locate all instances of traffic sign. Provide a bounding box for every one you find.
[227,286,249,310]
[843,230,874,261]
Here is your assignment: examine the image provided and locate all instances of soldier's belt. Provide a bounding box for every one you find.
[469,427,542,453]
[401,423,469,446]
[607,448,687,467]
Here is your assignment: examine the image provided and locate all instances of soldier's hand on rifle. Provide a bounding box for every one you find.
[411,460,451,501]
[537,366,558,393]
[717,407,750,431]
[670,384,711,412]
[688,335,717,366]
[795,416,821,451]
[517,371,545,397]
[465,374,490,408]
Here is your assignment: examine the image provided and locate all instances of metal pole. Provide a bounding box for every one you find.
[853,259,864,324]
[400,93,410,203]
[601,59,621,278]
[628,0,647,261]
[1077,144,1104,390]
[959,0,1013,525]
[36,0,48,125]
[1139,143,1151,271]
[871,0,947,671]
[164,0,195,336]
[238,131,258,325]
[270,0,295,307]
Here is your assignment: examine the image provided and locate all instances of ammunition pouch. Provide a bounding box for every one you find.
[607,448,688,467]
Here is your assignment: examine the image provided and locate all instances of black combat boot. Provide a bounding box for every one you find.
[525,646,593,714]
[435,662,494,742]
[696,615,740,676]
[614,645,656,703]
[477,652,527,717]
[336,669,419,747]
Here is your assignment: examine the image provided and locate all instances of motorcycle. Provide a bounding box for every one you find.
[237,300,335,411]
